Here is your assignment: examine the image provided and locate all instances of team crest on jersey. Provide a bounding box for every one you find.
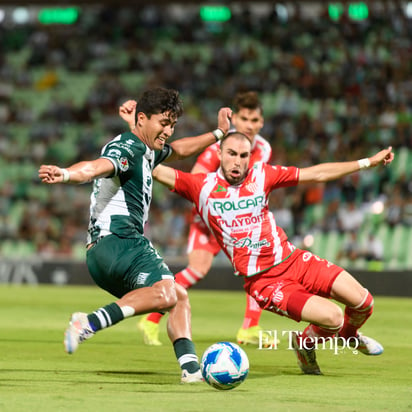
[119,157,129,171]
[246,182,258,193]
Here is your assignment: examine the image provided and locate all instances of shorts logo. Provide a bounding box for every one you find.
[272,282,284,303]
[119,157,129,171]
[137,272,149,285]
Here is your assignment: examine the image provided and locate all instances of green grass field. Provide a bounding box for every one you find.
[0,285,411,412]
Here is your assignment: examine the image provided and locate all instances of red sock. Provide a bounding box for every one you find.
[146,312,164,324]
[175,267,204,289]
[300,323,342,349]
[242,294,262,329]
[339,289,374,339]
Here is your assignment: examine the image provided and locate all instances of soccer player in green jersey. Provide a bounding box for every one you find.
[38,87,231,383]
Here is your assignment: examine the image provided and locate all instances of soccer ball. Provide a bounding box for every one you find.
[200,341,249,390]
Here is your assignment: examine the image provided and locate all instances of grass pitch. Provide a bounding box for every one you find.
[0,285,411,412]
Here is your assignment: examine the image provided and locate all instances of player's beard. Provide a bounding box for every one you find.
[222,166,247,185]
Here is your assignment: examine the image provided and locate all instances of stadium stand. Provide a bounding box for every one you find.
[0,2,411,271]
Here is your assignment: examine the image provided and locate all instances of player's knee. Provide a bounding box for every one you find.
[155,283,178,311]
[175,283,189,301]
[324,305,344,330]
[175,283,191,308]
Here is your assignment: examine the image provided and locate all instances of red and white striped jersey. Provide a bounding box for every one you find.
[195,133,272,173]
[173,162,300,277]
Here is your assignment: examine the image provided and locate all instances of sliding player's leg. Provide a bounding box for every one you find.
[330,270,383,355]
[293,294,345,375]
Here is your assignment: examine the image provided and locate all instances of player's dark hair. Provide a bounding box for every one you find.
[135,87,183,123]
[233,91,263,115]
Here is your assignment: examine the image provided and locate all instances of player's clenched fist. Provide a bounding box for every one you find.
[38,165,67,184]
[119,99,137,130]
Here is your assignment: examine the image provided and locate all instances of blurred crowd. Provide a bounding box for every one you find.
[1,2,412,268]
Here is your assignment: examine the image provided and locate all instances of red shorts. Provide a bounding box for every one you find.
[186,220,221,256]
[243,249,343,322]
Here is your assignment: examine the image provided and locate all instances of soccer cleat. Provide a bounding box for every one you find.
[64,312,95,354]
[348,333,384,356]
[180,369,204,384]
[137,315,162,346]
[291,331,322,375]
[236,325,278,347]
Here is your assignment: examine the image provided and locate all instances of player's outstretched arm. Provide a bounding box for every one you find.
[152,164,177,189]
[119,100,137,131]
[298,146,394,184]
[166,107,232,161]
[38,158,114,185]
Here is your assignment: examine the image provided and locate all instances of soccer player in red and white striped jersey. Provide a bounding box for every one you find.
[152,131,393,374]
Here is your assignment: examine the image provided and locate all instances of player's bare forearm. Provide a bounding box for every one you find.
[168,132,217,160]
[38,158,114,185]
[299,146,394,184]
[167,107,232,161]
[152,164,176,189]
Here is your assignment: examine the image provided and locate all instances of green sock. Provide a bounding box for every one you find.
[87,303,124,332]
[173,338,200,373]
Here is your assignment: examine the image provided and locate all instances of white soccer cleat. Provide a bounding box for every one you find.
[349,333,384,356]
[180,369,204,384]
[291,332,322,375]
[64,312,95,354]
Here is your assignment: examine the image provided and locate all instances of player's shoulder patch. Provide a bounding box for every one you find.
[118,157,129,171]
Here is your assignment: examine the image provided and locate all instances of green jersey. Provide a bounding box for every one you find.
[87,132,172,243]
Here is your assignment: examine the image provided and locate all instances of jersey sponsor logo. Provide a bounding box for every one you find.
[119,157,129,171]
[212,195,264,213]
[232,236,270,249]
[109,142,135,157]
[217,214,265,228]
[214,185,227,193]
